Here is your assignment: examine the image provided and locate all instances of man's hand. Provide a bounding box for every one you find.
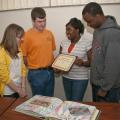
[97,89,107,97]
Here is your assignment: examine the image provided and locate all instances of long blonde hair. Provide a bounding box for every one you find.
[0,24,24,58]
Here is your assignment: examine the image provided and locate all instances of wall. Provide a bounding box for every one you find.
[0,4,120,101]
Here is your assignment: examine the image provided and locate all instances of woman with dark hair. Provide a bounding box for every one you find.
[59,18,92,101]
[0,24,27,98]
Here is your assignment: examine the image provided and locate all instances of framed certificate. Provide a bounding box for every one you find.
[52,54,76,71]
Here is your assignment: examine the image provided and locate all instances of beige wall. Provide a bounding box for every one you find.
[0,4,120,101]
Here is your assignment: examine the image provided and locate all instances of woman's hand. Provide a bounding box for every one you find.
[74,57,83,66]
[54,68,66,74]
[97,89,107,97]
[17,86,27,98]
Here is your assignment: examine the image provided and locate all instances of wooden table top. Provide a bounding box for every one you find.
[85,102,120,120]
[0,97,16,116]
[0,98,120,120]
[0,98,39,120]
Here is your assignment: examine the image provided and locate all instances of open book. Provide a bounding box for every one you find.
[15,95,100,120]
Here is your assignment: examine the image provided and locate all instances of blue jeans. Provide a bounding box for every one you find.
[63,77,88,101]
[28,69,55,97]
[92,84,120,102]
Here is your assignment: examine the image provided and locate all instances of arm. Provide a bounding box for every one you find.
[51,32,56,51]
[82,48,92,67]
[20,33,28,67]
[0,49,11,96]
[7,80,26,98]
[7,81,20,94]
[21,55,27,97]
[20,76,27,97]
[23,56,28,67]
[75,49,92,67]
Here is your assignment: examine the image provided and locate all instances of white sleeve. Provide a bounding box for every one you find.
[83,30,93,51]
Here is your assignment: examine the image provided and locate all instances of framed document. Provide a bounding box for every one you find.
[52,54,76,71]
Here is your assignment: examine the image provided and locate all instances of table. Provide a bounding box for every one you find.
[86,102,120,120]
[0,98,120,120]
[0,97,16,116]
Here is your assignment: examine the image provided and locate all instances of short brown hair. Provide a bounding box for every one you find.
[31,7,46,21]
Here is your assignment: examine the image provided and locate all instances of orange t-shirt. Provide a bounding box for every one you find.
[21,28,56,69]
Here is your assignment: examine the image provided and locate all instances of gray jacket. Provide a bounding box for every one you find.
[91,16,120,91]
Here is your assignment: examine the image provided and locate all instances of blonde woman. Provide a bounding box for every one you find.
[0,24,27,98]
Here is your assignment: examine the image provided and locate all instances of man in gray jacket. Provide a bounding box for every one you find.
[82,2,120,102]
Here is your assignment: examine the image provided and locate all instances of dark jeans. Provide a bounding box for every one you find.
[92,84,120,103]
[28,69,55,97]
[3,93,19,98]
[63,77,88,101]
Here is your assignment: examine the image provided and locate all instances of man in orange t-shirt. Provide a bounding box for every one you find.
[21,7,56,96]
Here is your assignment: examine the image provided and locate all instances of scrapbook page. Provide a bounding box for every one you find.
[15,95,100,120]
